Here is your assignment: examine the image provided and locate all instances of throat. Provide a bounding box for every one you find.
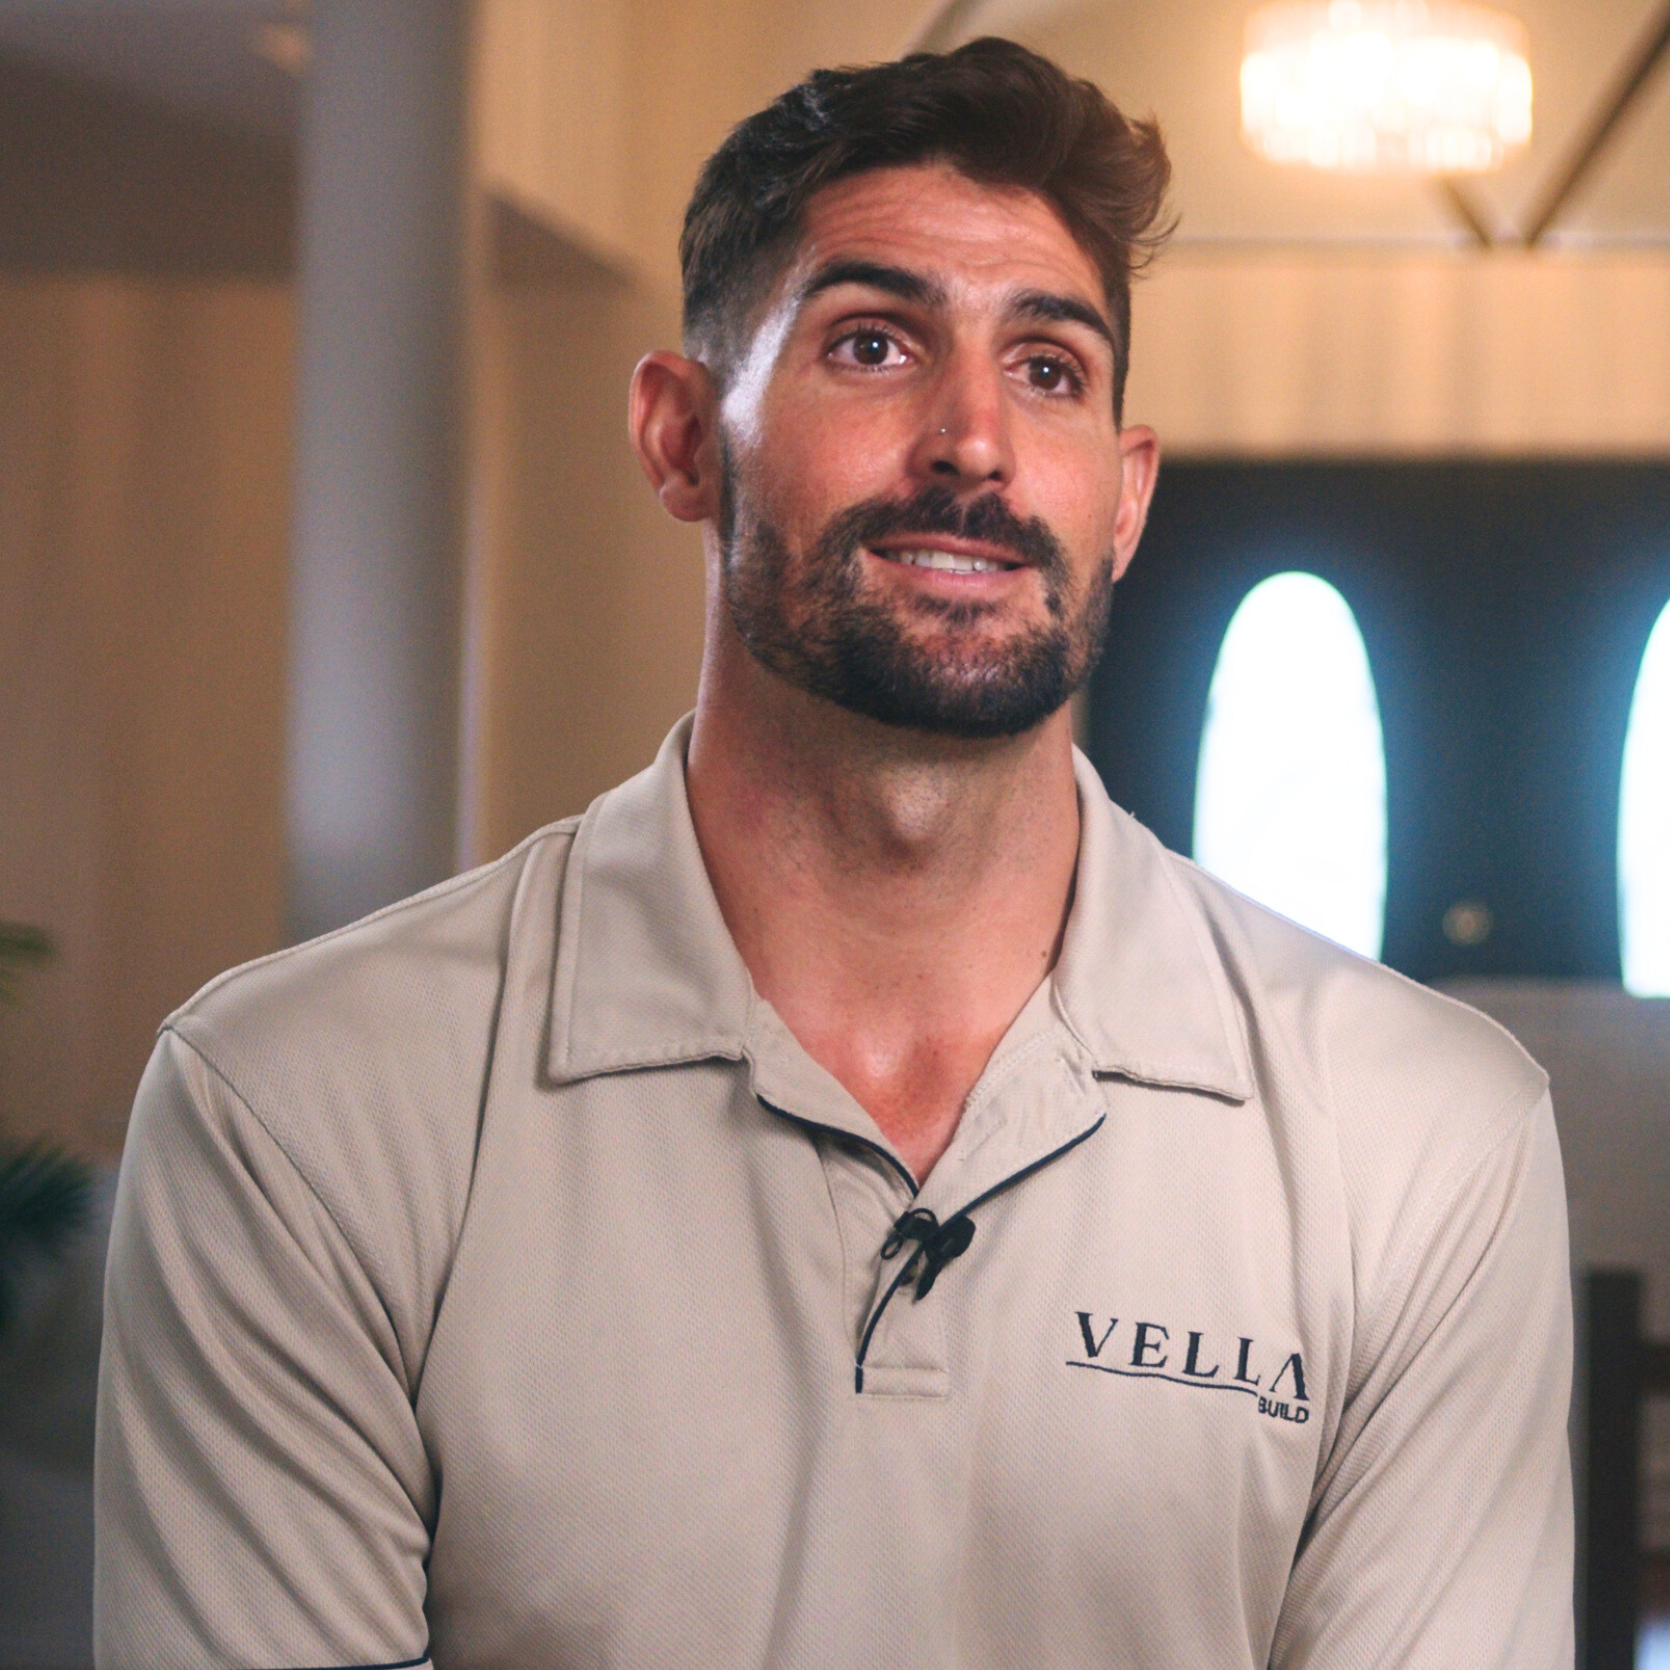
[817,1030,1012,1183]
[763,930,1065,1182]
[686,677,1083,1177]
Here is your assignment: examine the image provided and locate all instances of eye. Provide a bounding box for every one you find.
[1021,353,1084,396]
[830,326,909,371]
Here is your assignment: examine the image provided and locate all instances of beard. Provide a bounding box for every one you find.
[720,475,1116,740]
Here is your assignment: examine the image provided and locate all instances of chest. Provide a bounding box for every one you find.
[416,1070,1342,1668]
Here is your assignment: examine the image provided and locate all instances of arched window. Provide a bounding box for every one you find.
[1619,597,1670,996]
[1193,572,1388,959]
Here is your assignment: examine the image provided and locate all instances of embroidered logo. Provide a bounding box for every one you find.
[1068,1310,1310,1423]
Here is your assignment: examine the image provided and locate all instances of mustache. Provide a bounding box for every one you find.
[821,486,1067,576]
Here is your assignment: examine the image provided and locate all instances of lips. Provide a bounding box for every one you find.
[873,546,1020,574]
[817,485,1065,595]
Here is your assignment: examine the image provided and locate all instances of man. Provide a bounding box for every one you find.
[96,38,1573,1669]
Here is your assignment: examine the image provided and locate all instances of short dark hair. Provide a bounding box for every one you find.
[680,37,1173,423]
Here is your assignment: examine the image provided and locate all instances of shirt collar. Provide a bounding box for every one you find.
[1053,747,1253,1101]
[546,716,752,1082]
[546,715,1251,1104]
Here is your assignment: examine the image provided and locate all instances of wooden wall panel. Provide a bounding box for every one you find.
[0,280,292,1159]
[478,0,631,270]
[1128,250,1670,457]
[464,268,706,862]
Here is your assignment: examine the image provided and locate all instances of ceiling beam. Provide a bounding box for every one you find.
[1523,0,1670,246]
[1438,178,1494,248]
[902,0,985,54]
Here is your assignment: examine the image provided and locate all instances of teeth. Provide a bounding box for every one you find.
[885,548,1008,574]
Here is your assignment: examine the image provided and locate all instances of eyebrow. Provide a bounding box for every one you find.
[796,258,948,311]
[1009,288,1118,356]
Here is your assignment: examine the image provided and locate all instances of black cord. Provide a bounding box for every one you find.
[880,1206,977,1300]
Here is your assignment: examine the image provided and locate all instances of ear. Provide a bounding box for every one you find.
[1109,424,1160,581]
[629,351,723,524]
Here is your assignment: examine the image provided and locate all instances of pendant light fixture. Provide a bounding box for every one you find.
[1242,0,1532,172]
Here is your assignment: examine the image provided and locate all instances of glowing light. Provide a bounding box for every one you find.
[1619,598,1670,996]
[1242,0,1532,173]
[1194,572,1387,959]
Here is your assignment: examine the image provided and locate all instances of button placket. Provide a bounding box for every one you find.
[815,1134,950,1394]
[855,1048,1109,1398]
[752,987,1108,1400]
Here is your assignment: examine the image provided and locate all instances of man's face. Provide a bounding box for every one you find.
[713,162,1150,739]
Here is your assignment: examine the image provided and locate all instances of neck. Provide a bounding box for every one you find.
[686,633,1082,1180]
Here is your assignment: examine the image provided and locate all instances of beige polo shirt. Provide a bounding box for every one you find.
[95,717,1573,1669]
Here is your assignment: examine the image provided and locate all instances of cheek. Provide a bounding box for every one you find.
[1072,475,1128,566]
[1014,415,1121,513]
[1028,470,1120,571]
[753,391,910,517]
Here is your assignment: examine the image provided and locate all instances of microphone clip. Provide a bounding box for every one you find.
[881,1206,976,1300]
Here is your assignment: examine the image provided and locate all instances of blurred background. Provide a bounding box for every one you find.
[0,0,1668,1664]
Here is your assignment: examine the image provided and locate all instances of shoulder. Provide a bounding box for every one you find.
[1157,846,1550,1253]
[1178,851,1539,1101]
[155,821,581,1261]
[172,820,579,1116]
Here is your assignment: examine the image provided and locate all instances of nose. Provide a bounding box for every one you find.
[909,349,1015,490]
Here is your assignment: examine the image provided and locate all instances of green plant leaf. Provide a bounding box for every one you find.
[0,922,52,1007]
[0,1141,94,1338]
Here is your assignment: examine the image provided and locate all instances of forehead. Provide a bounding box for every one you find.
[784,163,1105,314]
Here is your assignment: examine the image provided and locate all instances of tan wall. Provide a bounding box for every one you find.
[466,268,706,858]
[0,280,292,1158]
[1128,248,1670,457]
[479,0,631,268]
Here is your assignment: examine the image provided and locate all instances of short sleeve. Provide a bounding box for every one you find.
[1271,1089,1574,1668]
[95,1029,434,1670]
